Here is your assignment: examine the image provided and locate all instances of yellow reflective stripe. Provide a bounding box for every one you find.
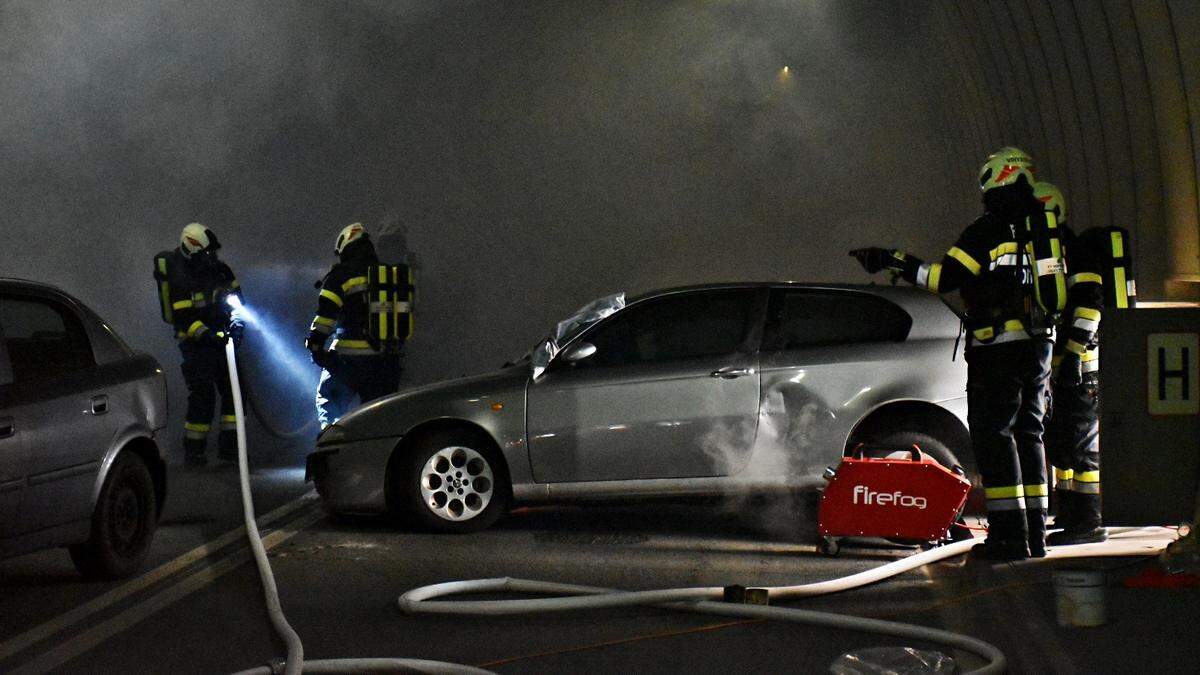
[1074,306,1101,321]
[1068,272,1103,287]
[187,320,208,337]
[341,276,368,293]
[1081,347,1100,362]
[378,266,389,341]
[1065,339,1088,356]
[320,289,344,307]
[927,263,943,291]
[947,246,982,275]
[172,299,195,310]
[184,422,211,433]
[1054,468,1074,481]
[1024,483,1049,497]
[986,485,1025,500]
[973,326,994,341]
[230,279,241,289]
[336,339,372,349]
[989,241,1018,261]
[1113,266,1129,308]
[221,415,237,423]
[1003,319,1024,332]
[1074,471,1100,483]
[312,316,336,327]
[1111,231,1124,258]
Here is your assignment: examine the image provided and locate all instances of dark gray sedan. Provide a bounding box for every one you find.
[0,279,168,578]
[309,283,971,532]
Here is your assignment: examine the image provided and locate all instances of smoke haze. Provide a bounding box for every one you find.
[1,1,978,448]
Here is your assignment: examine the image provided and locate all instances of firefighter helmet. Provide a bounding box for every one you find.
[335,222,367,255]
[978,147,1036,192]
[1034,181,1067,222]
[180,223,219,258]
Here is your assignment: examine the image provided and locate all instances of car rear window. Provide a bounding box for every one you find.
[765,290,911,350]
[0,295,95,382]
[581,289,755,366]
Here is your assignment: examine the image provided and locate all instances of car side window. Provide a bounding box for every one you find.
[0,295,95,383]
[579,290,755,367]
[765,290,911,350]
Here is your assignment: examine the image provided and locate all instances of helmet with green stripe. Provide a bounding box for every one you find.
[978,147,1036,193]
[1033,181,1067,223]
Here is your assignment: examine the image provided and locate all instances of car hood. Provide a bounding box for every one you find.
[331,366,530,439]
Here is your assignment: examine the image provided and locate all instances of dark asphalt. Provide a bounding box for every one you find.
[1,455,1194,674]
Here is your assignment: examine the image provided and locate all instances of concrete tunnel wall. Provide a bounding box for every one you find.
[919,0,1200,301]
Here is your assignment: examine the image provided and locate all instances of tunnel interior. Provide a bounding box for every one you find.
[1,0,1198,445]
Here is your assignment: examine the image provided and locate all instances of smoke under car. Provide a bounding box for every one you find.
[308,283,971,533]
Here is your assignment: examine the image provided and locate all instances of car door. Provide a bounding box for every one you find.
[0,325,23,538]
[526,288,765,482]
[0,292,115,535]
[756,288,914,476]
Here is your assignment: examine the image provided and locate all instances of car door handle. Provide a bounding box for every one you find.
[0,417,13,439]
[89,395,109,416]
[710,367,752,379]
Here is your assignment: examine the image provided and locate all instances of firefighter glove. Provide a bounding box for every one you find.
[850,247,899,274]
[227,319,245,347]
[1055,351,1083,387]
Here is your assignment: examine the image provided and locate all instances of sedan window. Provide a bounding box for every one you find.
[579,289,755,367]
[765,290,911,350]
[0,295,95,383]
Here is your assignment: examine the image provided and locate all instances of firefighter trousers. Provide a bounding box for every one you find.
[179,340,239,458]
[315,352,402,429]
[1046,373,1101,529]
[966,339,1053,548]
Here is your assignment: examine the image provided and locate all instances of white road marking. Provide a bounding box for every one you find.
[10,506,324,675]
[0,490,317,664]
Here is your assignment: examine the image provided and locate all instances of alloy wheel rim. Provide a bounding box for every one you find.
[419,446,495,522]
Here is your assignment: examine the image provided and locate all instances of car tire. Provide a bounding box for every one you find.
[856,430,961,473]
[856,430,971,546]
[69,453,158,580]
[397,430,510,533]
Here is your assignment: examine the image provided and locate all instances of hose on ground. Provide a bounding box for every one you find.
[226,341,486,675]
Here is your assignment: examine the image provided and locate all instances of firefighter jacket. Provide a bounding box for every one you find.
[165,250,241,342]
[1056,226,1105,373]
[894,210,1053,346]
[309,240,387,356]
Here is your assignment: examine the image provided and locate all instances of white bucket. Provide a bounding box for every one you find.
[1053,569,1107,627]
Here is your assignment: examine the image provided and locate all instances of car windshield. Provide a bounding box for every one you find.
[529,292,625,379]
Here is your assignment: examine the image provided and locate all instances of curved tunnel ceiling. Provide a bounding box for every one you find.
[924,0,1200,300]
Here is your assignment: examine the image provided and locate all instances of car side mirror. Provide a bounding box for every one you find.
[562,342,597,363]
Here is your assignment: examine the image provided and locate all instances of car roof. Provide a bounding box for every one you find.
[628,282,963,340]
[0,277,71,295]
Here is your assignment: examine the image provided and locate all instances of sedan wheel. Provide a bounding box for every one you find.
[399,431,510,533]
[69,452,157,579]
[420,446,496,522]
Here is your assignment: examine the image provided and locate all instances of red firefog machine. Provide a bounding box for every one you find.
[817,446,971,556]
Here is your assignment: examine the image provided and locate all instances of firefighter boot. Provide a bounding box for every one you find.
[217,430,238,463]
[1026,508,1047,558]
[1048,494,1108,546]
[183,437,208,468]
[1052,489,1077,532]
[971,511,1030,561]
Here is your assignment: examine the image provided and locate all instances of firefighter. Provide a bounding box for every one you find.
[851,147,1058,560]
[306,223,411,429]
[158,223,244,467]
[1038,182,1108,545]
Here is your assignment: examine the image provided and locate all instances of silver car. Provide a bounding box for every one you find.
[0,279,168,578]
[309,283,971,532]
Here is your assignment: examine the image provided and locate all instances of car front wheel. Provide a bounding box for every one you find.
[69,452,158,579]
[397,430,510,533]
